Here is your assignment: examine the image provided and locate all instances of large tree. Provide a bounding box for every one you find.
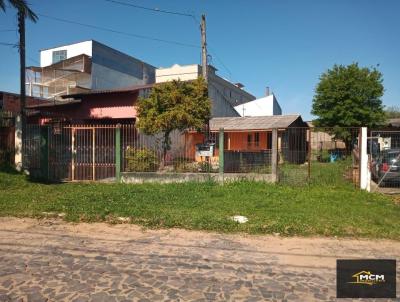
[0,0,37,20]
[312,63,386,147]
[136,78,211,167]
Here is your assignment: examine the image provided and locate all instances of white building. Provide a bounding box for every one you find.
[156,64,256,117]
[27,40,155,99]
[234,92,282,117]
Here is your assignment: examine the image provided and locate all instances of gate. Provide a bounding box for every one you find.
[23,124,120,182]
[278,127,360,187]
[69,125,117,181]
[370,130,400,193]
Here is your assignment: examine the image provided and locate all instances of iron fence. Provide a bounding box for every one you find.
[0,111,15,167]
[20,123,363,187]
[278,127,360,187]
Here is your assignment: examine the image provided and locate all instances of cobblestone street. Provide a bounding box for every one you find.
[0,217,398,301]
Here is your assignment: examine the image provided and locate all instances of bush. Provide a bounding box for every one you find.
[125,148,159,172]
[173,158,198,173]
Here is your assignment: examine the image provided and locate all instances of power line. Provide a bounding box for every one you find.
[0,42,17,46]
[37,13,199,49]
[104,0,195,18]
[0,29,15,32]
[26,55,40,65]
[208,47,234,81]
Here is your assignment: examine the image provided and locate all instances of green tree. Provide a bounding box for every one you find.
[312,63,385,149]
[136,78,211,168]
[0,0,38,21]
[385,106,400,119]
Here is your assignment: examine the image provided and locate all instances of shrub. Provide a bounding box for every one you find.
[173,158,198,173]
[125,147,159,172]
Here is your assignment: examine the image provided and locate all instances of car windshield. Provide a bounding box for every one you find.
[382,151,400,164]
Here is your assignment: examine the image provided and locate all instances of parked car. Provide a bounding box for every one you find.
[371,149,400,185]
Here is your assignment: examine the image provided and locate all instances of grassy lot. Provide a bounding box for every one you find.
[1,162,400,239]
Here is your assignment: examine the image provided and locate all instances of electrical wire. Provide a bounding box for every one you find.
[37,13,199,49]
[104,0,195,17]
[0,42,17,46]
[36,5,236,85]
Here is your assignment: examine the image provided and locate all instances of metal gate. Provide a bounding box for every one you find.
[278,127,360,187]
[69,125,117,181]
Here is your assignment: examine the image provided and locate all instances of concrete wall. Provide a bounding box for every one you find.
[156,64,199,82]
[121,172,273,184]
[91,41,155,90]
[40,41,93,67]
[234,94,282,117]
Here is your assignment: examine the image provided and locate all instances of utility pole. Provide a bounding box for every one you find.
[200,14,208,82]
[200,14,210,141]
[17,10,26,169]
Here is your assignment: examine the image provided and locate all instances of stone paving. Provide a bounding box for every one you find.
[0,218,399,301]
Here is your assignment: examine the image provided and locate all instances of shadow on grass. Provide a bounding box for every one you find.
[0,163,21,175]
[0,163,62,185]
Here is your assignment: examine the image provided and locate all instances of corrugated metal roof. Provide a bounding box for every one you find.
[209,115,305,131]
[26,99,81,109]
[62,84,154,99]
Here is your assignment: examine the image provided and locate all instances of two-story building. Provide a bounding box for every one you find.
[26,40,156,100]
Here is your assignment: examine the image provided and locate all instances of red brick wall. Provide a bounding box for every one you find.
[1,92,48,114]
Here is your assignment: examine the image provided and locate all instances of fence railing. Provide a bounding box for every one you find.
[18,123,366,188]
[277,127,360,186]
[0,111,15,166]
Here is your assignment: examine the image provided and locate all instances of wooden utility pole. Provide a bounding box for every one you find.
[18,9,26,164]
[200,14,208,82]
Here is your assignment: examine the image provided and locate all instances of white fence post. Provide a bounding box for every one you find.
[360,127,370,191]
[14,115,22,171]
[271,128,278,183]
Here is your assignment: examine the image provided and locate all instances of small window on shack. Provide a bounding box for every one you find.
[267,132,272,149]
[247,134,252,147]
[254,132,260,147]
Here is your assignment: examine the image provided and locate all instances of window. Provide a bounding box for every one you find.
[254,132,260,147]
[52,50,67,64]
[247,134,252,147]
[267,132,272,149]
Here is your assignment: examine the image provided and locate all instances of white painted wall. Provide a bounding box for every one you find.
[234,94,282,117]
[40,40,93,67]
[156,64,200,82]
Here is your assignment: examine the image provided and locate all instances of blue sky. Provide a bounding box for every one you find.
[0,0,399,120]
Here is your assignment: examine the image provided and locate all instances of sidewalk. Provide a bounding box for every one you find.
[0,217,398,301]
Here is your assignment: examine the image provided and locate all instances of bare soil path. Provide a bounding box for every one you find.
[0,217,399,301]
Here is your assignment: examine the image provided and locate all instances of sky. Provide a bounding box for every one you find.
[0,0,399,120]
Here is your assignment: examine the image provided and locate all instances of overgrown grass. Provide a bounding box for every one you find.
[1,165,399,239]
